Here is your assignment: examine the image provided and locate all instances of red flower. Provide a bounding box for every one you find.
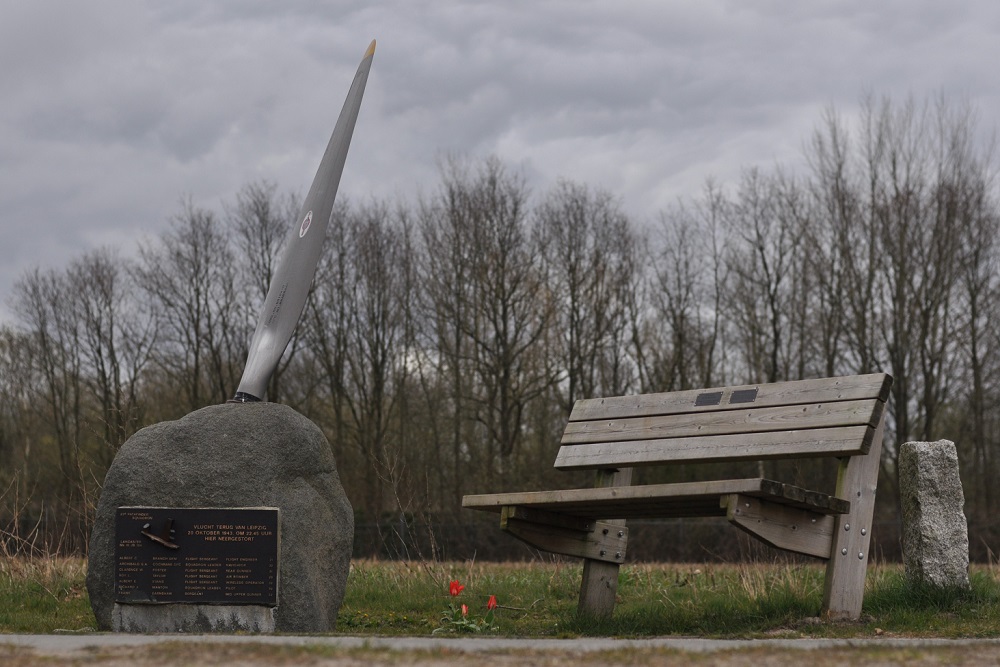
[449,580,464,597]
[487,595,498,610]
[461,604,469,616]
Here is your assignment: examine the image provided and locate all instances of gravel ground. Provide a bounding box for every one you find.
[5,635,1000,666]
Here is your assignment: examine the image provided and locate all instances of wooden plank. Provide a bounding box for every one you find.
[561,399,881,445]
[760,480,850,514]
[554,425,872,470]
[463,478,849,519]
[501,506,594,532]
[569,373,891,422]
[822,403,886,620]
[723,493,835,559]
[578,467,630,620]
[501,516,627,564]
[464,479,768,513]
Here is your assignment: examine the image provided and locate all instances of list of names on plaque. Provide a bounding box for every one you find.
[114,507,279,605]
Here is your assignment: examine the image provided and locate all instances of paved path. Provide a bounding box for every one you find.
[5,633,1000,654]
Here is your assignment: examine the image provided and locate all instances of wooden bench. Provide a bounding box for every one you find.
[463,373,892,620]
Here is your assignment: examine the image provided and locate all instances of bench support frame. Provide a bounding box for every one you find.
[822,415,886,619]
[722,494,835,559]
[577,467,632,619]
[496,467,633,619]
[500,506,628,564]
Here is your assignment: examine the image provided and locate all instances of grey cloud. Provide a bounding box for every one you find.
[4,0,1000,321]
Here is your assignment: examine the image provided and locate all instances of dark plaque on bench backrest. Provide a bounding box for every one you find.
[115,507,279,606]
[729,388,759,404]
[695,391,723,406]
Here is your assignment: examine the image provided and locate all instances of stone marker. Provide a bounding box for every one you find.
[87,402,353,632]
[898,439,970,590]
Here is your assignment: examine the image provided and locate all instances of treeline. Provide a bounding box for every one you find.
[3,94,1000,559]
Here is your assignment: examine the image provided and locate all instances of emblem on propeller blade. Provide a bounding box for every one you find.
[298,211,314,238]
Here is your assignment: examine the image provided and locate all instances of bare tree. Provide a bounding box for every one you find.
[10,268,84,502]
[420,156,558,491]
[643,182,728,392]
[800,94,996,502]
[69,248,155,463]
[722,168,806,383]
[135,199,244,411]
[859,95,971,458]
[463,158,556,480]
[344,200,418,520]
[954,168,1000,522]
[806,106,861,376]
[416,160,481,508]
[535,180,638,413]
[0,326,35,488]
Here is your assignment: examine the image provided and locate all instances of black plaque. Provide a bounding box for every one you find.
[729,387,759,404]
[695,391,723,406]
[115,507,279,606]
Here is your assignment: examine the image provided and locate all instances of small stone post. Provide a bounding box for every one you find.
[898,439,970,590]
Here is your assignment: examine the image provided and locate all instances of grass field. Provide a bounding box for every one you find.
[3,556,1000,638]
[340,559,1000,638]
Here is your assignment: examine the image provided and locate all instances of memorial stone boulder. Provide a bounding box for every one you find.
[87,402,353,633]
[88,40,374,634]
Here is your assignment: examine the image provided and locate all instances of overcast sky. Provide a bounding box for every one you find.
[3,1,1000,323]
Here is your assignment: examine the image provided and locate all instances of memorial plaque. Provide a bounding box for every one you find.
[729,387,759,404]
[115,507,279,605]
[695,391,723,406]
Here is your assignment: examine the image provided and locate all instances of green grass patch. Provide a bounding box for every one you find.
[338,559,586,636]
[3,557,1000,637]
[0,557,94,632]
[339,560,1000,638]
[860,567,1000,637]
[583,562,828,637]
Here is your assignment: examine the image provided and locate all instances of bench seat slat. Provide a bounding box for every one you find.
[569,373,891,422]
[562,398,882,445]
[462,478,850,519]
[554,425,874,470]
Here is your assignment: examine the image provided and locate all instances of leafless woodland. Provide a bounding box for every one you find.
[4,95,1000,560]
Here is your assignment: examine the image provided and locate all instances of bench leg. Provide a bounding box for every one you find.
[822,417,885,620]
[497,506,628,619]
[579,556,622,619]
[577,467,632,620]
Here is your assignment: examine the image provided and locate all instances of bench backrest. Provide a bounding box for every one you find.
[554,373,891,471]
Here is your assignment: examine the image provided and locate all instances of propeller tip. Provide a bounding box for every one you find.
[365,39,376,58]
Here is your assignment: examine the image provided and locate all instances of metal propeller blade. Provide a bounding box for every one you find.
[231,39,375,403]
